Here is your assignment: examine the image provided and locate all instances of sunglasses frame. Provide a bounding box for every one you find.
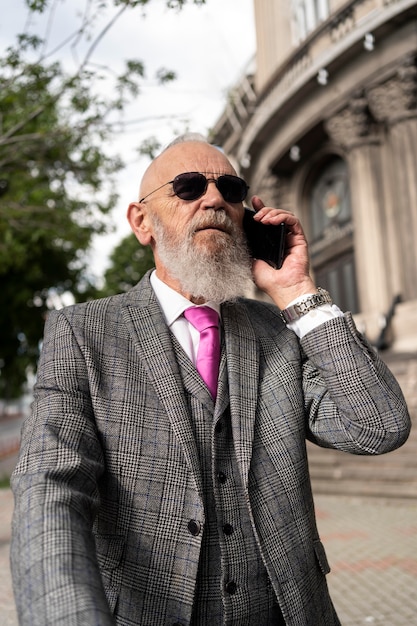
[139,171,249,204]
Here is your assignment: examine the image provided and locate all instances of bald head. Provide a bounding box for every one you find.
[127,135,252,301]
[138,139,238,203]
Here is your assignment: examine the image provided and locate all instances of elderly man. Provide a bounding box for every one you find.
[11,135,410,625]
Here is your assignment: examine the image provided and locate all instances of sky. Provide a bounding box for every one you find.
[0,0,257,280]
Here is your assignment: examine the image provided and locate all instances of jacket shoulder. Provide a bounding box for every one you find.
[236,297,283,325]
[224,297,286,339]
[48,277,151,323]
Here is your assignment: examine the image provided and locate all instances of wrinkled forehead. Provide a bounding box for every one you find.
[141,142,237,194]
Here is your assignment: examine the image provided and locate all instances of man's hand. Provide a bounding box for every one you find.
[250,196,318,310]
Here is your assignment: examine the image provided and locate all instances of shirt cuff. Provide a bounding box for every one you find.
[284,293,344,338]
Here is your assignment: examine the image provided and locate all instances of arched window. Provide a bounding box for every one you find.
[310,157,351,240]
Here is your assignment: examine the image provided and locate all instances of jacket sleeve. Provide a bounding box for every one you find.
[10,309,115,625]
[300,312,411,454]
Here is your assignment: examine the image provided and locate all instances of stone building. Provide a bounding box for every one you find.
[212,0,417,353]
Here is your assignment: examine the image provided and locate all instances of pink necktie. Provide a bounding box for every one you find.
[184,306,220,399]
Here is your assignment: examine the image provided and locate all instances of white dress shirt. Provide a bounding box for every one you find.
[150,271,221,365]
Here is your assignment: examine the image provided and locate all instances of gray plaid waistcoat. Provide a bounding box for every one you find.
[173,338,282,625]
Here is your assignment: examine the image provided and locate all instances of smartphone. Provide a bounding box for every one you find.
[243,207,286,269]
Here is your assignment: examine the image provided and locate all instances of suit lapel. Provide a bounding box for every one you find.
[120,277,260,496]
[221,300,260,490]
[120,276,204,500]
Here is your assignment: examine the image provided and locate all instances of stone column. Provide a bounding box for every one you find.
[325,93,389,316]
[367,55,417,302]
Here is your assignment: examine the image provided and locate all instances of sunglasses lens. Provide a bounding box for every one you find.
[172,173,207,200]
[218,175,249,203]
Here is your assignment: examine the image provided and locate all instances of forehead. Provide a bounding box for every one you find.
[156,142,236,181]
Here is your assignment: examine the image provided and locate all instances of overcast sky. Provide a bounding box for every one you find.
[0,0,256,279]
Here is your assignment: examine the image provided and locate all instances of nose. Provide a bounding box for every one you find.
[200,180,225,210]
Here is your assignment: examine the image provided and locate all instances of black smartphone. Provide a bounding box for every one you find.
[243,207,286,269]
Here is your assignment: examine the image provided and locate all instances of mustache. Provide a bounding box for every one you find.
[190,210,235,235]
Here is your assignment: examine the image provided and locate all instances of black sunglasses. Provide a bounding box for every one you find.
[139,172,249,204]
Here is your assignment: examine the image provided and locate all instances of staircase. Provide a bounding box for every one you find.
[307,352,417,499]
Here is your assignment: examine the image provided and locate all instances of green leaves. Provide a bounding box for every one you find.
[24,0,49,13]
[96,234,155,298]
[0,0,207,398]
[0,25,122,398]
[166,0,206,8]
[156,68,176,84]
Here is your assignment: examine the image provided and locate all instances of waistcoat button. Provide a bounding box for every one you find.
[217,471,227,484]
[225,581,237,594]
[223,523,234,536]
[215,420,223,433]
[187,519,201,536]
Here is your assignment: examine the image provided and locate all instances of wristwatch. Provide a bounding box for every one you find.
[280,287,332,324]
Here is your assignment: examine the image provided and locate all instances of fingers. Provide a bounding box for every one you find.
[250,195,304,235]
[251,196,265,212]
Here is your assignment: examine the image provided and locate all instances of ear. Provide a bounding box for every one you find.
[127,202,153,246]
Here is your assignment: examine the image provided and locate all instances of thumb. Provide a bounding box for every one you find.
[251,195,265,212]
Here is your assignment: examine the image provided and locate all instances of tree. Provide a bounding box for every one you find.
[0,0,205,399]
[96,234,155,298]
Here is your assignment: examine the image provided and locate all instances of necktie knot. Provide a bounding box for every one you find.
[184,306,219,333]
[184,306,220,399]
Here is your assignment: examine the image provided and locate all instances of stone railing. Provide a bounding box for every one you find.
[213,0,417,149]
[258,0,416,105]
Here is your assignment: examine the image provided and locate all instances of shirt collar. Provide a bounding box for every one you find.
[150,270,221,328]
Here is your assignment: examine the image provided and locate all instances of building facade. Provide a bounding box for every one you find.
[212,0,417,352]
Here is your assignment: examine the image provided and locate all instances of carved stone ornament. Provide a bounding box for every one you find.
[258,171,289,209]
[367,57,417,124]
[325,93,375,149]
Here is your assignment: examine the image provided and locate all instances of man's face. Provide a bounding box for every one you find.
[143,142,246,258]
[131,141,253,302]
[128,142,252,303]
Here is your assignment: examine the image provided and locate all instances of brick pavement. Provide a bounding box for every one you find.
[0,488,17,626]
[315,495,417,625]
[1,487,416,625]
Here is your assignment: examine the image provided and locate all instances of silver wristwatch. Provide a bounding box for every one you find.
[280,288,332,324]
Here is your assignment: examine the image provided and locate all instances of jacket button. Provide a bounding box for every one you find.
[188,519,201,536]
[225,581,237,594]
[217,471,227,484]
[223,523,234,536]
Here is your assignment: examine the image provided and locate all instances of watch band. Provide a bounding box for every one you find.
[280,287,333,324]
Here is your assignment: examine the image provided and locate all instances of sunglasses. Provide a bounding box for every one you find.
[139,172,249,204]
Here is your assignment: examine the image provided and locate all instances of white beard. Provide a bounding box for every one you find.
[150,209,253,303]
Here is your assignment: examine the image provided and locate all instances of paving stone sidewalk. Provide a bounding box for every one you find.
[0,489,17,626]
[315,494,417,625]
[1,488,416,625]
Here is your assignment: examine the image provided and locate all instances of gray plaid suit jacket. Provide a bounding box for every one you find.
[11,272,410,626]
